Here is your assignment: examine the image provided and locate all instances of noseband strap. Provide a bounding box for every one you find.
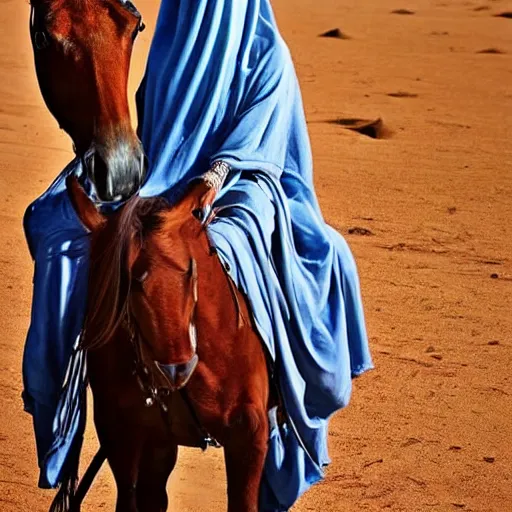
[123,256,220,450]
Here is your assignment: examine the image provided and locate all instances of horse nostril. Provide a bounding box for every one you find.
[86,146,147,203]
[86,153,111,201]
[126,150,147,198]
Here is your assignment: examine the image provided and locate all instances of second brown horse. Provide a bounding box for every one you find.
[67,176,271,512]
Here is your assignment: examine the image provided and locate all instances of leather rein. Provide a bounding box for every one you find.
[123,302,222,452]
[122,245,248,448]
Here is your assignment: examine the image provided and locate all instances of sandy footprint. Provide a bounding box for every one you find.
[327,117,391,139]
[476,47,506,54]
[391,9,415,15]
[319,28,351,40]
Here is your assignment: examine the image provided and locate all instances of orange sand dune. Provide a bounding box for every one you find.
[1,0,511,510]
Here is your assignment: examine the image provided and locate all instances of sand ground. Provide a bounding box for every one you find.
[0,0,511,511]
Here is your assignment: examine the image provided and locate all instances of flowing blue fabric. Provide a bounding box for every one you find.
[22,0,373,509]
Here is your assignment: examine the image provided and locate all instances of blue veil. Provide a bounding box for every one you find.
[22,0,373,510]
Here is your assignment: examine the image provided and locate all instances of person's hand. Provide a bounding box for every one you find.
[192,161,230,222]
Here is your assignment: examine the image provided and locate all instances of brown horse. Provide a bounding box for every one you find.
[66,175,272,511]
[29,0,146,201]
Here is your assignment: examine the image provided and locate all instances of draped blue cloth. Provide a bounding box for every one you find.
[22,0,373,509]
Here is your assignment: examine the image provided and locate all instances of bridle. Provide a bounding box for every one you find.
[121,257,221,450]
[64,256,219,510]
[124,313,222,450]
[121,246,248,449]
[62,239,265,510]
[30,0,145,52]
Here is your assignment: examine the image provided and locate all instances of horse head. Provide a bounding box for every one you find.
[30,0,146,202]
[67,176,215,390]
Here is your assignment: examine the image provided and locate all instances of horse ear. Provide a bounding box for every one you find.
[188,181,217,215]
[66,175,105,232]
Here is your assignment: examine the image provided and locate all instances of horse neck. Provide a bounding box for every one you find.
[192,241,242,339]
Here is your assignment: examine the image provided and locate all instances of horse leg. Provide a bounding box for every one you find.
[102,429,144,512]
[136,442,178,512]
[224,405,269,512]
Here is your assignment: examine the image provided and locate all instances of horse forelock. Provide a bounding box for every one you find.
[82,195,169,350]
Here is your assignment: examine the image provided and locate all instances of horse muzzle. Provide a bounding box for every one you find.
[85,141,147,202]
[155,353,199,391]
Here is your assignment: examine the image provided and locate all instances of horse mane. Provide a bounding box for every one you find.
[82,195,169,350]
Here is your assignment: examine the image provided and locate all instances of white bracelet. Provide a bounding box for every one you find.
[203,160,230,191]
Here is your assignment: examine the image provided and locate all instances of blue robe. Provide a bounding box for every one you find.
[22,1,373,509]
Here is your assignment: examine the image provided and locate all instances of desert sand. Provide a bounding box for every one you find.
[1,0,511,511]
